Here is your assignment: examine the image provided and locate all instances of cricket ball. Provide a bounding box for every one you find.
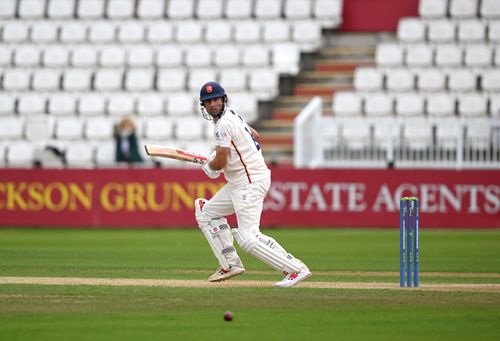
[223,311,233,321]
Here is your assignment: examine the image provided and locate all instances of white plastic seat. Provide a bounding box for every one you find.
[188,69,217,91]
[489,95,500,116]
[146,22,173,43]
[65,142,94,168]
[214,45,240,67]
[225,0,252,19]
[95,141,116,167]
[396,93,425,117]
[137,0,164,18]
[219,69,247,91]
[272,43,300,75]
[405,44,433,67]
[333,92,362,116]
[481,0,500,19]
[458,20,485,43]
[42,46,69,67]
[435,118,462,149]
[63,69,93,91]
[60,22,87,43]
[185,45,212,67]
[354,67,383,91]
[466,121,491,149]
[402,120,433,150]
[166,93,196,116]
[99,45,126,64]
[3,69,31,90]
[6,142,35,167]
[489,21,500,43]
[175,117,204,140]
[157,68,187,91]
[376,44,404,66]
[419,0,448,18]
[364,93,393,117]
[125,69,154,91]
[0,94,16,115]
[78,95,105,116]
[18,0,45,18]
[0,0,17,18]
[0,117,24,139]
[248,69,278,100]
[255,0,282,19]
[450,0,478,19]
[196,0,223,19]
[284,0,311,19]
[137,95,165,116]
[144,117,174,139]
[117,22,144,43]
[292,21,321,51]
[176,21,202,43]
[228,93,258,122]
[341,121,371,150]
[25,115,54,140]
[234,21,261,43]
[417,69,446,91]
[14,46,39,67]
[107,94,134,116]
[94,69,124,91]
[428,20,455,43]
[464,45,492,67]
[495,46,500,66]
[77,0,105,18]
[426,93,456,117]
[55,117,83,140]
[242,45,269,67]
[71,46,98,67]
[47,0,75,18]
[372,119,399,149]
[205,21,232,43]
[32,69,61,91]
[107,0,134,18]
[263,21,290,42]
[482,69,500,91]
[397,18,425,42]
[48,94,76,116]
[0,46,12,66]
[435,45,463,67]
[89,22,116,43]
[156,46,183,67]
[127,47,154,67]
[458,94,487,117]
[167,0,195,19]
[18,95,47,115]
[2,22,29,42]
[448,69,477,92]
[385,69,414,91]
[85,117,114,140]
[30,22,58,43]
[313,0,342,27]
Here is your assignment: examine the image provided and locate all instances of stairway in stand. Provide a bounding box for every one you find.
[255,33,379,166]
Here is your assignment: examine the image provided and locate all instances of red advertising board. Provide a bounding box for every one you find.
[0,168,498,228]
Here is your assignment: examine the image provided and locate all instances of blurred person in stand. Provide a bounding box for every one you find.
[114,116,143,164]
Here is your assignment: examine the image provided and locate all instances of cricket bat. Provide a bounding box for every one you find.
[144,145,208,165]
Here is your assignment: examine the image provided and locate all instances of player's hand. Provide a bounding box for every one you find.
[202,163,220,179]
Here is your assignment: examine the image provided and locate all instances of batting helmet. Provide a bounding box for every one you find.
[199,81,226,102]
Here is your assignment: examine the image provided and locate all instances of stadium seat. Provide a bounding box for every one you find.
[480,0,500,19]
[376,44,404,66]
[481,69,500,91]
[188,69,217,91]
[449,0,478,19]
[107,94,134,116]
[226,0,252,19]
[60,22,87,43]
[127,47,154,67]
[144,117,175,139]
[42,46,69,67]
[99,47,126,67]
[94,69,124,91]
[488,21,500,43]
[95,141,116,167]
[466,120,491,149]
[125,69,154,91]
[85,117,114,140]
[78,95,106,116]
[176,21,203,43]
[333,92,362,116]
[354,67,384,91]
[6,141,35,167]
[464,45,492,67]
[214,46,240,67]
[228,93,258,121]
[63,69,93,91]
[196,0,223,19]
[248,69,278,99]
[447,69,477,92]
[405,44,433,67]
[292,21,321,51]
[71,46,98,67]
[176,117,204,140]
[156,46,183,67]
[48,94,77,116]
[136,94,165,116]
[25,115,54,140]
[185,45,212,67]
[372,119,399,149]
[106,0,135,19]
[364,93,393,117]
[272,43,300,75]
[157,68,187,91]
[397,18,425,42]
[167,0,195,19]
[435,45,463,67]
[489,95,500,117]
[18,95,47,115]
[426,93,456,117]
[31,22,59,43]
[494,46,500,66]
[0,46,12,66]
[419,0,448,18]
[2,69,31,91]
[117,22,145,43]
[458,93,487,117]
[263,21,290,42]
[18,0,45,18]
[285,0,312,19]
[395,93,425,117]
[427,20,455,43]
[313,0,343,27]
[205,21,232,43]
[458,20,485,43]
[219,69,247,91]
[77,0,105,18]
[2,22,29,43]
[341,121,371,150]
[402,120,433,150]
[435,118,463,150]
[55,117,84,140]
[48,0,76,19]
[234,21,261,43]
[146,22,174,43]
[0,94,16,115]
[0,0,17,18]
[0,117,24,139]
[166,93,196,116]
[14,46,39,67]
[385,69,414,91]
[255,0,282,19]
[89,22,116,43]
[65,142,94,168]
[138,0,165,19]
[242,45,269,67]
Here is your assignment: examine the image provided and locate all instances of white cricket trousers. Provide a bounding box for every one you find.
[201,176,271,233]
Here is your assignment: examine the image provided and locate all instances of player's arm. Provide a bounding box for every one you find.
[209,146,230,170]
[248,126,261,143]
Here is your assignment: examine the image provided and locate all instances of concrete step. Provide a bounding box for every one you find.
[294,83,353,96]
[315,60,375,72]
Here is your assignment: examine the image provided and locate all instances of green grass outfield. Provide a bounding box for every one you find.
[0,228,499,340]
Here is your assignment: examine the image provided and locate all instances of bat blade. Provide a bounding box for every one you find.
[144,145,208,165]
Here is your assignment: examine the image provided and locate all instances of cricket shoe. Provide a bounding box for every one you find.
[275,270,312,288]
[208,265,245,282]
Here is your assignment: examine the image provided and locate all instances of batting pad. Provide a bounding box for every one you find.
[232,229,307,274]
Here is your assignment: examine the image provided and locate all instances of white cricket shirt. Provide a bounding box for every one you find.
[213,108,271,187]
